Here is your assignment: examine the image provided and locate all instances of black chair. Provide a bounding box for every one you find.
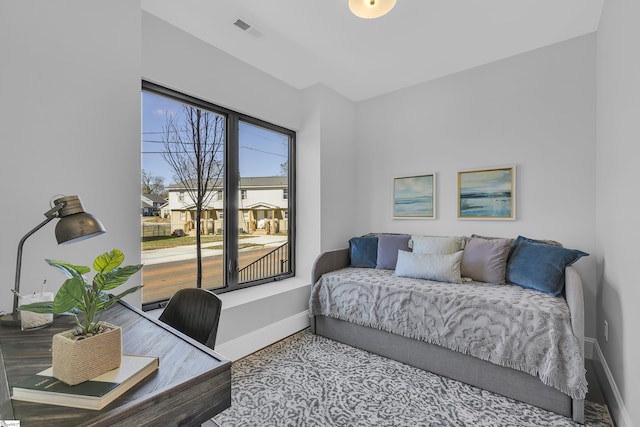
[158,288,222,350]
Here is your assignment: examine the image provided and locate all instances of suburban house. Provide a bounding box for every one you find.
[166,176,288,236]
[1,2,637,426]
[141,193,168,216]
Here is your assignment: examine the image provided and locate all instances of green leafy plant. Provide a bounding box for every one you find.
[19,249,143,336]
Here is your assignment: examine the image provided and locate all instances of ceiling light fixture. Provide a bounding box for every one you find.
[349,0,397,19]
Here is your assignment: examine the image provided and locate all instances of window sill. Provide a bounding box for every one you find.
[145,277,309,319]
[218,277,309,311]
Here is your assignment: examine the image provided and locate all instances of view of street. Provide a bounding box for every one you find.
[141,234,287,304]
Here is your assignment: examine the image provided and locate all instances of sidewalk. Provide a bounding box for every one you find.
[142,235,288,265]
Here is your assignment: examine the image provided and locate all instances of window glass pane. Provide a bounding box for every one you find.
[141,91,225,306]
[237,121,290,284]
[141,82,295,310]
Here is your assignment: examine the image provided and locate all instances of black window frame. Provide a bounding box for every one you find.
[141,81,296,305]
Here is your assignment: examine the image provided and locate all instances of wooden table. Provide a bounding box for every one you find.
[0,301,231,426]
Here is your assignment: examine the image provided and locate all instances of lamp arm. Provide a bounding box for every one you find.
[11,202,66,316]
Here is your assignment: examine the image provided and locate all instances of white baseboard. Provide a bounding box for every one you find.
[592,339,634,427]
[215,310,310,361]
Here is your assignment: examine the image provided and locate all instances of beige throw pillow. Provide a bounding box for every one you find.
[410,235,465,255]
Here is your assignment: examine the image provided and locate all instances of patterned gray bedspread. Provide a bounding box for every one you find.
[309,267,587,400]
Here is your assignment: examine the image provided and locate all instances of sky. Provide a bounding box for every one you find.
[141,92,289,186]
[459,168,513,195]
[394,175,433,199]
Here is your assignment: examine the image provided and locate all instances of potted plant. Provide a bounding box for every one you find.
[19,249,143,385]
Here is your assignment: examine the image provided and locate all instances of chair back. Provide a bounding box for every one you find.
[158,288,222,350]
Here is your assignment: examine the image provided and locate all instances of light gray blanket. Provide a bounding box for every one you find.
[309,267,587,400]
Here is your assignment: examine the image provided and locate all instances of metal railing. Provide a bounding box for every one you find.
[238,242,289,283]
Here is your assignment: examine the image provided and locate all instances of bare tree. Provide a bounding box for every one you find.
[279,160,288,176]
[141,169,166,196]
[162,105,224,288]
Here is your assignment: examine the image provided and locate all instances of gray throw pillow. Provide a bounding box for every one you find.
[461,236,513,285]
[376,234,411,270]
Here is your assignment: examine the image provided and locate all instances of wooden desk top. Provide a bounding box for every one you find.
[0,301,231,427]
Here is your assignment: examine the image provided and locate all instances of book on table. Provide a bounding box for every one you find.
[11,354,159,410]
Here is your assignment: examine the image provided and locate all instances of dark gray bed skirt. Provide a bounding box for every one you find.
[312,315,584,423]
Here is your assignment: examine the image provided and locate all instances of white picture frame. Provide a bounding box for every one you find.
[393,174,436,219]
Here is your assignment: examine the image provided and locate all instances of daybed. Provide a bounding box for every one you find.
[309,234,588,423]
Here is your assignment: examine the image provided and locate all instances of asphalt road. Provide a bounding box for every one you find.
[141,247,275,304]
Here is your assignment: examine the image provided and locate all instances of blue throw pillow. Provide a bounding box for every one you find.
[349,235,378,268]
[506,236,588,296]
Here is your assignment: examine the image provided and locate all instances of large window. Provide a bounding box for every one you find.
[141,81,295,310]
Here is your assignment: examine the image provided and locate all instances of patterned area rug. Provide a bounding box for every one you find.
[213,329,613,427]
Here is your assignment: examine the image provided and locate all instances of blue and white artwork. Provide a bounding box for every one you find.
[394,175,435,219]
[458,167,515,219]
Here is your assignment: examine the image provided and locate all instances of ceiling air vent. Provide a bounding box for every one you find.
[233,19,263,38]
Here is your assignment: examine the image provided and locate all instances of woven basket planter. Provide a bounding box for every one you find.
[52,322,122,385]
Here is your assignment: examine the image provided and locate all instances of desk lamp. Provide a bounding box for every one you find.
[0,195,106,327]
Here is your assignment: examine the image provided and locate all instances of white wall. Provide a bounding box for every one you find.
[141,12,299,132]
[0,1,142,314]
[355,35,598,337]
[596,1,639,425]
[303,84,358,252]
[297,87,323,277]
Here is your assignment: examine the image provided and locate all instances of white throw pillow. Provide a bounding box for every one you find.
[410,235,465,255]
[395,250,464,284]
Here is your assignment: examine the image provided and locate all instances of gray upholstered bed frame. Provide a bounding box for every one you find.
[310,248,585,424]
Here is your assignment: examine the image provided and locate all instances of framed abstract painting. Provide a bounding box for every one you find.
[457,166,516,220]
[393,174,436,219]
